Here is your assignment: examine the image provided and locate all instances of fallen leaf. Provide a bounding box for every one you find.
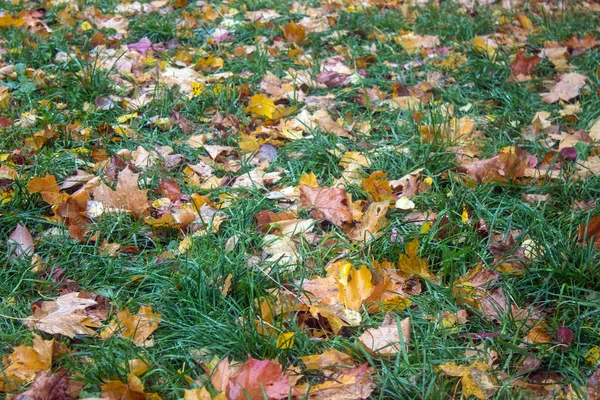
[8,224,34,259]
[28,174,65,205]
[541,72,587,104]
[341,265,375,310]
[302,364,374,400]
[348,201,389,241]
[437,360,496,400]
[510,50,540,81]
[101,374,158,400]
[578,215,600,246]
[282,21,305,43]
[300,349,354,370]
[117,305,161,346]
[0,335,54,392]
[246,94,277,119]
[359,315,410,355]
[13,370,83,400]
[299,185,353,226]
[92,167,150,217]
[24,292,103,338]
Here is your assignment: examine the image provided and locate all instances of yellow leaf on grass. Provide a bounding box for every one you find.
[437,360,495,400]
[587,346,600,364]
[246,94,276,119]
[0,335,54,391]
[0,14,25,28]
[398,239,436,282]
[299,171,318,187]
[516,14,533,30]
[276,331,295,349]
[184,387,212,400]
[117,305,161,346]
[342,265,375,310]
[473,36,496,57]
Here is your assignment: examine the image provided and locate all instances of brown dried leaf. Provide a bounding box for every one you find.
[92,167,149,217]
[578,215,600,246]
[24,292,102,338]
[13,370,83,400]
[299,185,353,226]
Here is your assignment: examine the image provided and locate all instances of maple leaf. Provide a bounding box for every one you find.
[340,265,375,310]
[13,370,83,400]
[92,167,150,217]
[28,174,65,205]
[398,239,436,282]
[282,21,305,43]
[541,72,587,104]
[460,146,529,183]
[300,364,374,400]
[362,171,393,201]
[509,50,540,81]
[300,349,355,370]
[436,360,496,400]
[211,357,298,400]
[24,292,103,338]
[101,374,156,400]
[246,94,277,119]
[359,313,410,356]
[114,305,161,346]
[0,335,54,391]
[299,184,353,226]
[348,201,389,241]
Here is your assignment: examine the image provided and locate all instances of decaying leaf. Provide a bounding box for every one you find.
[92,167,150,217]
[359,314,410,356]
[541,72,587,104]
[24,292,103,338]
[13,370,83,400]
[299,184,353,226]
[0,335,54,392]
[8,224,34,259]
[437,360,496,400]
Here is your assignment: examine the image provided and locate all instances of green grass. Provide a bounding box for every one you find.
[1,0,600,398]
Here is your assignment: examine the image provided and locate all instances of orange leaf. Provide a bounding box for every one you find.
[282,21,305,43]
[362,171,393,202]
[117,305,161,346]
[28,174,65,205]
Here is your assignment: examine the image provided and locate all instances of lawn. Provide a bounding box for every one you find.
[1,0,600,398]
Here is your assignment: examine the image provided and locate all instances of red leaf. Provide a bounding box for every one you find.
[510,50,540,78]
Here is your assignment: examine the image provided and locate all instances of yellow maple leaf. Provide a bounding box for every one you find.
[398,239,436,282]
[246,94,276,119]
[341,265,375,311]
[299,171,319,187]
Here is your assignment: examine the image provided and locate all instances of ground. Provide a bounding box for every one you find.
[1,0,600,399]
